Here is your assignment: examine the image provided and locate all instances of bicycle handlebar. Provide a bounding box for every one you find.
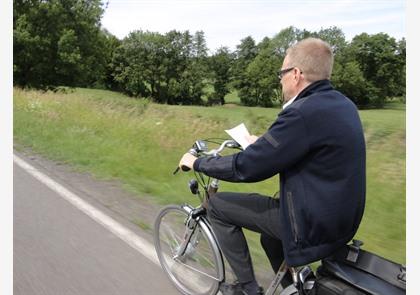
[173,139,241,174]
[202,140,240,156]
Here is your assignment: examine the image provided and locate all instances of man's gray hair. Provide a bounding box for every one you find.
[286,38,334,82]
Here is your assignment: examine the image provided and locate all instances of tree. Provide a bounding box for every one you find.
[111,29,208,105]
[192,30,208,58]
[331,61,377,106]
[164,30,207,105]
[238,37,281,107]
[187,30,209,103]
[232,36,258,87]
[13,0,108,89]
[208,47,234,105]
[98,29,122,90]
[396,38,406,100]
[315,26,347,55]
[348,33,405,103]
[111,30,167,99]
[271,26,306,58]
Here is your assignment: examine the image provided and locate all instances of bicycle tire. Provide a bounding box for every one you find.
[154,204,224,295]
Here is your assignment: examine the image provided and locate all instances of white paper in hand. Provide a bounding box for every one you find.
[225,123,251,149]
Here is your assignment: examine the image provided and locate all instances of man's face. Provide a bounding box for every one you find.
[279,55,295,102]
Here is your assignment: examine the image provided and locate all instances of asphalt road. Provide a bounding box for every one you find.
[14,157,179,295]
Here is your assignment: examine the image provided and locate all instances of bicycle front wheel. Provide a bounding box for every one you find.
[154,205,224,295]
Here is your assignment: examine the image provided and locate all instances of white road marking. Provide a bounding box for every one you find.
[14,154,221,293]
[13,154,160,266]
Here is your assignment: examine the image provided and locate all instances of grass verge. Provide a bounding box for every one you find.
[14,87,406,266]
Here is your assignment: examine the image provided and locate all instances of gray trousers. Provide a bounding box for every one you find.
[207,192,285,283]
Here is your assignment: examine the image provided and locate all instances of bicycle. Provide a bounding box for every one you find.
[153,139,315,295]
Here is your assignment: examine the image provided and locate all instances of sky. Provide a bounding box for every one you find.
[101,0,405,53]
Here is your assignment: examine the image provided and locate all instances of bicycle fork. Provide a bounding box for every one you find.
[173,218,197,260]
[173,205,204,260]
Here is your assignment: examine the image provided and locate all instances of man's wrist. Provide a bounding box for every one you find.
[193,157,202,171]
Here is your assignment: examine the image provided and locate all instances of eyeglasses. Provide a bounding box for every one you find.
[278,67,295,80]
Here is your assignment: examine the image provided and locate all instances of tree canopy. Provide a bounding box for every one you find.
[13,2,405,108]
[14,0,111,89]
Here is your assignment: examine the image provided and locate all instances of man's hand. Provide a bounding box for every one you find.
[245,134,259,145]
[179,153,198,170]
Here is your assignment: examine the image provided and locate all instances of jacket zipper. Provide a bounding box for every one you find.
[287,191,300,243]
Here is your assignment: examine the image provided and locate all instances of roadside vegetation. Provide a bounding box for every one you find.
[13,0,406,284]
[14,87,406,266]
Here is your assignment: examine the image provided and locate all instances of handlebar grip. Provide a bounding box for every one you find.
[181,165,191,172]
[173,148,197,175]
[182,149,197,172]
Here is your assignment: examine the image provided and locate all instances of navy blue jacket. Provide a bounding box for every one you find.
[193,80,366,266]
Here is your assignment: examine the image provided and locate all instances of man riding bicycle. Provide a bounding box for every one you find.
[179,37,366,295]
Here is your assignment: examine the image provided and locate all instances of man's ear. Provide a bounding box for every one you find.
[293,69,300,84]
[294,68,304,85]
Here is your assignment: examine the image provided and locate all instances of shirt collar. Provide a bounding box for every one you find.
[282,95,298,110]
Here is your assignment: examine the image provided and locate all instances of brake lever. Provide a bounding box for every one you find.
[173,165,191,175]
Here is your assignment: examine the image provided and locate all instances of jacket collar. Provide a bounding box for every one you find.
[295,79,333,102]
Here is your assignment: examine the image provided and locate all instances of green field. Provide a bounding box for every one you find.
[13,87,405,266]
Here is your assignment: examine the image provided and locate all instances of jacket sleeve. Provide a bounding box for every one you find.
[193,107,310,182]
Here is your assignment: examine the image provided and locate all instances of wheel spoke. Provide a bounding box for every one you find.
[173,257,220,282]
[162,225,182,253]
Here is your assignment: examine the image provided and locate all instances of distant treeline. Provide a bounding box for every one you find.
[14,0,406,107]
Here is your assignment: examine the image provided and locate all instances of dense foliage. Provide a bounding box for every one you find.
[13,0,114,89]
[14,1,405,107]
[111,30,208,105]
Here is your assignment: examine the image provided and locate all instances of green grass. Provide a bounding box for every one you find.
[355,106,406,263]
[13,87,406,266]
